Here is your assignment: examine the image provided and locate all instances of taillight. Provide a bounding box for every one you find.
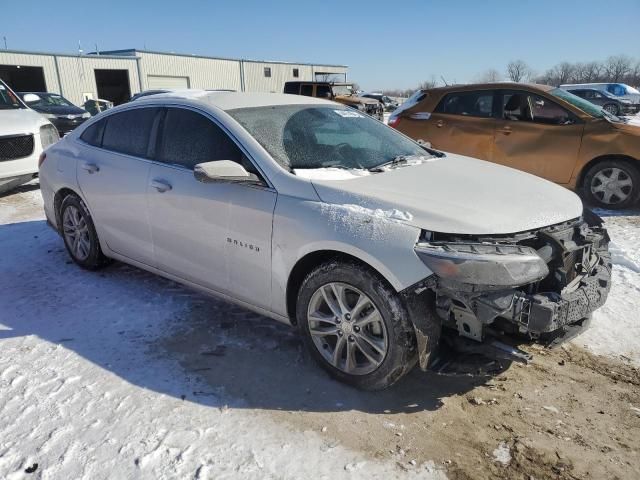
[38,152,46,168]
[388,115,402,128]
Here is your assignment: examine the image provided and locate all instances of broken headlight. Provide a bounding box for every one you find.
[414,240,549,287]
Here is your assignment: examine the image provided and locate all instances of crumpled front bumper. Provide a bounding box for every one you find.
[507,250,612,335]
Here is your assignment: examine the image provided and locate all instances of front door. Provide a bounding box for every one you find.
[146,107,276,308]
[493,90,584,184]
[76,107,160,266]
[421,89,496,160]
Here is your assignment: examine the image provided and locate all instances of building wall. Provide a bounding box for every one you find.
[55,56,139,106]
[0,51,60,93]
[242,62,312,93]
[137,52,242,91]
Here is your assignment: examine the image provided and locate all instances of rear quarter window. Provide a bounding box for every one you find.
[435,91,494,117]
[80,119,106,147]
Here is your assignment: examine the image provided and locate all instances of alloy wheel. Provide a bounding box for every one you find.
[62,205,91,261]
[603,104,618,115]
[590,167,633,205]
[307,282,388,375]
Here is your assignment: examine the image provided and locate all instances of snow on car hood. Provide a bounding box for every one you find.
[0,108,49,135]
[309,154,583,235]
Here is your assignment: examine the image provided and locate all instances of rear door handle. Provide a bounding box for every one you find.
[81,162,99,174]
[150,179,172,193]
[499,126,512,135]
[435,120,444,128]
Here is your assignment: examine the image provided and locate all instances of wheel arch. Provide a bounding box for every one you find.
[285,250,398,325]
[53,187,82,232]
[576,154,639,193]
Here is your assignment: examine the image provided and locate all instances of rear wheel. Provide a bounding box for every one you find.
[60,194,110,269]
[602,103,620,116]
[296,262,417,390]
[582,160,639,209]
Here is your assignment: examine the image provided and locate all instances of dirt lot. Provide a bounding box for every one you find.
[165,299,640,480]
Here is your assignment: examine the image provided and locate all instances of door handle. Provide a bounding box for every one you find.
[499,126,512,135]
[81,162,99,174]
[436,120,444,128]
[150,179,172,193]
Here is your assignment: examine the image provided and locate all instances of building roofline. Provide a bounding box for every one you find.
[0,48,139,61]
[94,48,348,69]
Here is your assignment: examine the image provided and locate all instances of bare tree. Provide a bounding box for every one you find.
[605,55,633,82]
[506,60,530,82]
[476,68,502,83]
[418,75,438,90]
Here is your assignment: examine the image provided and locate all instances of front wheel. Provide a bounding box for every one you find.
[296,262,418,390]
[602,103,620,116]
[582,160,640,209]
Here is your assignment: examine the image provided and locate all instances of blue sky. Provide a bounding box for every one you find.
[2,0,639,91]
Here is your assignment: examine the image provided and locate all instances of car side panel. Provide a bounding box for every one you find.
[270,196,433,318]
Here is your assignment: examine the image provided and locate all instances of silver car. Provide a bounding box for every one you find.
[39,91,612,390]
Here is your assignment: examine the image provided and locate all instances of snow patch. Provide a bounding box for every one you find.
[341,203,414,222]
[492,442,511,465]
[294,168,371,180]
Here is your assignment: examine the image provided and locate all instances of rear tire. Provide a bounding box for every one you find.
[296,261,417,390]
[59,194,110,270]
[602,103,620,116]
[582,159,640,210]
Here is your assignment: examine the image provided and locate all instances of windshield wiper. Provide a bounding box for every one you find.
[369,154,439,172]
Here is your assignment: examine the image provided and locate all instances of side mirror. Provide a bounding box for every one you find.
[194,160,252,183]
[23,93,41,103]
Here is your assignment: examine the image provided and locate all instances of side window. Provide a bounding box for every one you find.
[264,67,271,78]
[435,91,493,117]
[300,84,313,96]
[102,108,159,157]
[315,85,332,99]
[607,84,625,96]
[292,68,299,78]
[158,108,258,177]
[503,91,572,125]
[284,83,299,94]
[80,119,106,147]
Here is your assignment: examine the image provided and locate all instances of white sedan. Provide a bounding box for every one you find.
[39,90,611,389]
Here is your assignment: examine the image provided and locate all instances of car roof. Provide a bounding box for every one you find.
[422,82,554,93]
[141,90,337,110]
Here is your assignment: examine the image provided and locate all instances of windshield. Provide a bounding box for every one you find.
[549,87,623,121]
[21,93,75,108]
[0,83,23,110]
[228,105,429,171]
[332,85,353,96]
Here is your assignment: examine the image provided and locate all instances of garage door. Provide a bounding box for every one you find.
[147,75,189,89]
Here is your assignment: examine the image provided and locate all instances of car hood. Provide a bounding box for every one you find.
[308,154,583,235]
[0,108,50,134]
[30,104,87,116]
[335,95,379,106]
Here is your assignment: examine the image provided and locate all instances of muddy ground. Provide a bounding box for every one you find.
[164,300,640,480]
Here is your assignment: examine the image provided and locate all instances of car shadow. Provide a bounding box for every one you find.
[0,179,40,198]
[0,219,510,416]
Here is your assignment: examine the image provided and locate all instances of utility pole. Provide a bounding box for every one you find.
[3,37,7,50]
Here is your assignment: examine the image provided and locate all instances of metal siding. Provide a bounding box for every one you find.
[242,62,313,93]
[138,52,242,91]
[0,52,60,93]
[55,56,140,106]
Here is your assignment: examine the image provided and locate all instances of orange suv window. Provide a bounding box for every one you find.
[435,91,494,118]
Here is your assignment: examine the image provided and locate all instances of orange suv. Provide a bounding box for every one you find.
[389,83,640,209]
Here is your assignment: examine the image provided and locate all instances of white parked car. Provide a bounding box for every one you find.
[39,91,612,389]
[0,79,59,194]
[560,83,640,113]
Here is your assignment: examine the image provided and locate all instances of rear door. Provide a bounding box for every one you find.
[421,89,496,159]
[493,90,584,183]
[146,106,277,307]
[76,107,160,266]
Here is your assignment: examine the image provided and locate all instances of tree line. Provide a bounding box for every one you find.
[383,55,640,98]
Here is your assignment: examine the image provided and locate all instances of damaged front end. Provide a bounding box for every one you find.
[409,210,612,368]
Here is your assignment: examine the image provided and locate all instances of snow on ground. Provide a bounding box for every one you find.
[0,185,446,479]
[572,209,640,366]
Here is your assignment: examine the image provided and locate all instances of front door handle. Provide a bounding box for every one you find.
[150,179,172,193]
[499,126,512,135]
[81,162,99,174]
[436,120,444,128]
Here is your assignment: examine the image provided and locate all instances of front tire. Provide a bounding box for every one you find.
[296,262,417,390]
[60,194,110,270]
[602,103,620,116]
[582,159,639,209]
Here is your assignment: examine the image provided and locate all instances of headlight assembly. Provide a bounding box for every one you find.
[415,241,549,287]
[39,124,60,148]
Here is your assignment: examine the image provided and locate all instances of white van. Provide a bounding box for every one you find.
[560,83,640,111]
[0,79,59,194]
